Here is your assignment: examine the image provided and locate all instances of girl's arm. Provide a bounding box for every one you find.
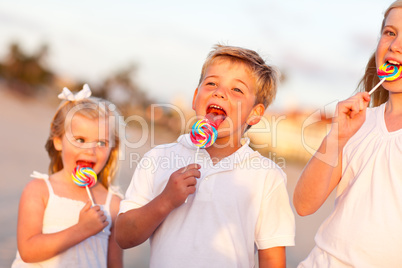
[293,92,370,216]
[115,164,200,249]
[17,179,108,263]
[258,246,286,268]
[107,195,123,268]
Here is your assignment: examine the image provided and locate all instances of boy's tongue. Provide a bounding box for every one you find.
[205,112,226,128]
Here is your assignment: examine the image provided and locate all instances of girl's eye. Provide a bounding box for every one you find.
[206,82,216,86]
[233,88,244,94]
[76,138,85,143]
[384,30,396,37]
[97,141,107,147]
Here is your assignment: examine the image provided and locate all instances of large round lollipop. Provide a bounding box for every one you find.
[377,63,402,81]
[190,118,218,149]
[186,115,220,203]
[369,63,402,95]
[72,166,97,205]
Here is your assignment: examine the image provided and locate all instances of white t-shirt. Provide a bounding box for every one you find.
[120,134,295,268]
[299,103,402,267]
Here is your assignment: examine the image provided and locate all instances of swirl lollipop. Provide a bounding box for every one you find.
[186,116,219,203]
[190,119,218,149]
[369,63,402,95]
[378,63,402,81]
[72,166,97,205]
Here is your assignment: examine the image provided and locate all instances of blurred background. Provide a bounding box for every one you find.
[0,0,395,267]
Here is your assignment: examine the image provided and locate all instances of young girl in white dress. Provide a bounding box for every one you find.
[294,1,402,267]
[12,84,123,267]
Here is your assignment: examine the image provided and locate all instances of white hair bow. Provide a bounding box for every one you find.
[58,84,92,101]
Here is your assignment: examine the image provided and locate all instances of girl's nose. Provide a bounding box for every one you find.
[83,144,96,155]
[390,36,402,53]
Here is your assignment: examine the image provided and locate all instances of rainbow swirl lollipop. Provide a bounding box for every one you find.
[72,166,97,205]
[377,63,402,81]
[190,118,218,149]
[369,63,402,95]
[72,166,97,187]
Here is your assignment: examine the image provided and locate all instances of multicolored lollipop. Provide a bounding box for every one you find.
[186,115,221,203]
[190,119,218,149]
[369,63,402,95]
[377,63,402,81]
[72,166,97,205]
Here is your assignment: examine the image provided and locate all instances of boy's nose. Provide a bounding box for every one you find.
[213,87,227,99]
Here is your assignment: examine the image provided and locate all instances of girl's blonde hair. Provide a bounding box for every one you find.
[45,97,122,188]
[358,0,402,106]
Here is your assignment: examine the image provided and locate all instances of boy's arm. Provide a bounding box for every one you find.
[115,193,176,248]
[258,247,286,268]
[293,92,370,216]
[115,164,200,249]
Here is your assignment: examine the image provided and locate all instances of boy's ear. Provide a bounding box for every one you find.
[192,88,199,111]
[53,137,63,151]
[246,104,265,126]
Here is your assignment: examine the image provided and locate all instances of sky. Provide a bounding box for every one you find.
[0,0,396,110]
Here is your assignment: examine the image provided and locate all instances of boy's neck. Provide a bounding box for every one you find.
[205,137,243,165]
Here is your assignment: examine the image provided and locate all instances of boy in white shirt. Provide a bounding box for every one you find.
[116,44,295,267]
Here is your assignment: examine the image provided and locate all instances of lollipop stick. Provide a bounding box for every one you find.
[194,147,200,163]
[369,77,386,95]
[85,185,95,206]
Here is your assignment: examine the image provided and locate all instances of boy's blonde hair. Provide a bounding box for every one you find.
[45,97,122,188]
[199,44,280,109]
[358,0,402,106]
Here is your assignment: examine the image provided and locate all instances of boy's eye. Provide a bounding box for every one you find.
[233,88,244,94]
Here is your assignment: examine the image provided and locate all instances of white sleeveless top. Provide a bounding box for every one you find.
[12,172,113,268]
[299,103,402,267]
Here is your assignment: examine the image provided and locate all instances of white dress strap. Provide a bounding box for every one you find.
[104,185,123,212]
[30,171,49,180]
[105,189,113,212]
[30,171,54,195]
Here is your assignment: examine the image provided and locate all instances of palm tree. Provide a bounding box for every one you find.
[0,42,54,95]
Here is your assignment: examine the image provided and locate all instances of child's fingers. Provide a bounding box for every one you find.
[180,163,201,172]
[348,101,362,118]
[351,93,369,118]
[362,91,371,102]
[81,200,92,211]
[338,93,368,118]
[184,176,197,186]
[92,205,101,211]
[187,185,197,195]
[93,207,109,228]
[185,168,201,179]
[356,92,370,111]
[100,213,107,223]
